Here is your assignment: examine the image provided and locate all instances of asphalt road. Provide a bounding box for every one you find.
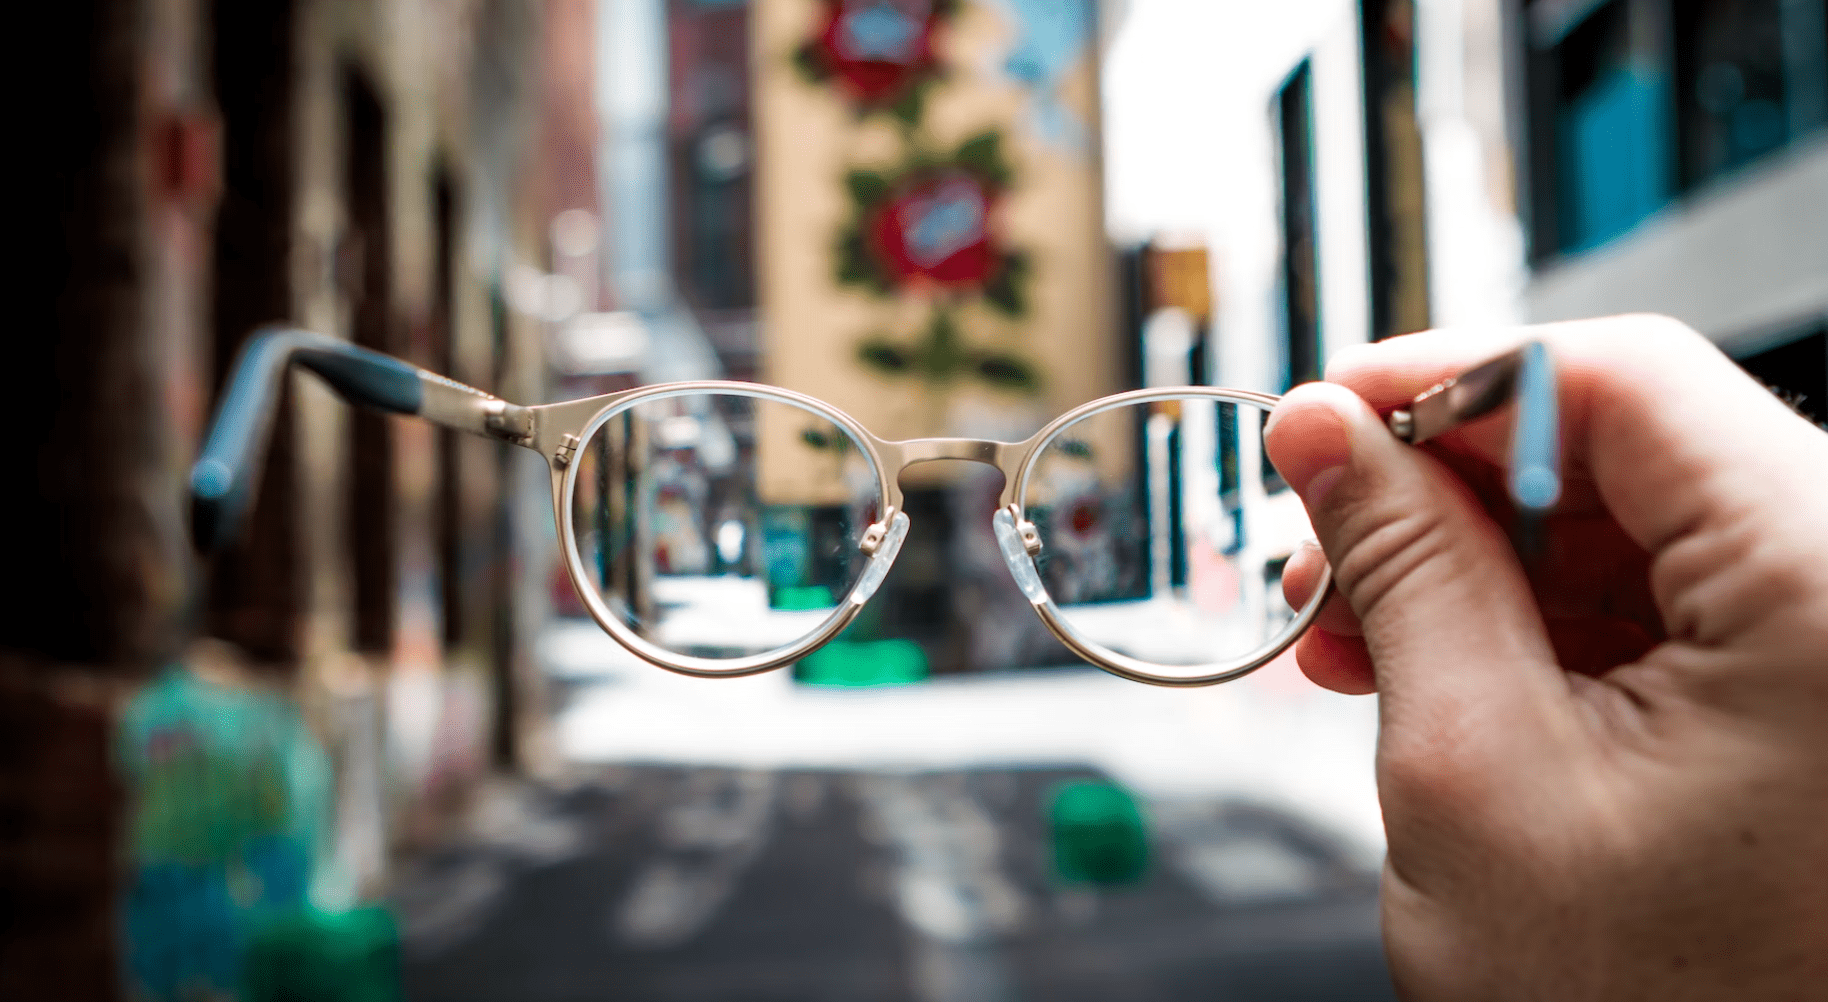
[393,766,1397,1002]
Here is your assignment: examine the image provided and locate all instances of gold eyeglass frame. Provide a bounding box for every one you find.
[194,328,1557,690]
[538,380,1320,687]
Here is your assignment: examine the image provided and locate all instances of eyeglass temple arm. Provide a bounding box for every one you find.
[190,326,534,551]
[1386,339,1562,518]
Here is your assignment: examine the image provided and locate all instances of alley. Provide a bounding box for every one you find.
[394,766,1395,1002]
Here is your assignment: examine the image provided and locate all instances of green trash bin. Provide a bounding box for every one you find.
[1049,781,1150,886]
[243,906,400,1002]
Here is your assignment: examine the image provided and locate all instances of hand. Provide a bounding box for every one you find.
[1263,316,1828,1000]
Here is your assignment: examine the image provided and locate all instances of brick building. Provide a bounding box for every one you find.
[3,0,598,996]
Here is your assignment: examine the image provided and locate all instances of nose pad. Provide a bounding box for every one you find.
[993,505,1049,604]
[849,510,911,605]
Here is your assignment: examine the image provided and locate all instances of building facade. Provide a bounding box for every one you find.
[1181,0,1827,410]
[5,1,590,997]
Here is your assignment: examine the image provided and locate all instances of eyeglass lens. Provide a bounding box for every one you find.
[1021,396,1311,675]
[568,391,883,661]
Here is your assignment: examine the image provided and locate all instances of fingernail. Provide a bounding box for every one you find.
[1263,404,1286,438]
[1267,390,1354,509]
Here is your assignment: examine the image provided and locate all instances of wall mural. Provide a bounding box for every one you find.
[756,0,1109,485]
[117,666,330,999]
[794,0,960,123]
[118,662,401,1000]
[756,0,1109,671]
[837,131,1038,393]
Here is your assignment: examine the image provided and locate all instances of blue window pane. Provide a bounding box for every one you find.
[1557,68,1674,251]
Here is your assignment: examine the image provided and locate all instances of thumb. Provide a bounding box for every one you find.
[1264,381,1564,733]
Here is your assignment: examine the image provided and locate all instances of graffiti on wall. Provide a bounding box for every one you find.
[117,665,335,999]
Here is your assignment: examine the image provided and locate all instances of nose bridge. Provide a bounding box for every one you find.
[882,437,1013,472]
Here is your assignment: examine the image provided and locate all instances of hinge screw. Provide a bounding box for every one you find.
[1388,409,1416,443]
[554,433,580,468]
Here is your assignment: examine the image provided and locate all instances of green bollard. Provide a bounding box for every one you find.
[1049,781,1150,886]
[243,906,401,1002]
[770,584,835,610]
[795,638,929,687]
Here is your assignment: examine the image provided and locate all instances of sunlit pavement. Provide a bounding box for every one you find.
[542,619,1383,854]
[392,622,1395,1001]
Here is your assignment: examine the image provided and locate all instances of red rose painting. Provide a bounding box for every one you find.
[836,134,1041,395]
[795,0,957,120]
[869,171,996,287]
[835,131,1029,316]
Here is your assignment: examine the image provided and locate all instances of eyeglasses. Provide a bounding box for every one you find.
[193,328,1558,687]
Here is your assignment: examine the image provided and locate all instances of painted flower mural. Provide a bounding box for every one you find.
[871,172,996,285]
[782,5,1085,404]
[795,0,958,120]
[759,0,1111,671]
[837,132,1029,316]
[834,132,1040,394]
[856,310,1039,394]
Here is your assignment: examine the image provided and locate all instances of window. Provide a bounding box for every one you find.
[1675,0,1828,187]
[207,0,303,663]
[1360,0,1432,340]
[669,0,757,312]
[1276,61,1322,391]
[1523,0,1828,260]
[343,67,396,656]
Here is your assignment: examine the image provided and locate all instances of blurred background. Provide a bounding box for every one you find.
[4,0,1823,999]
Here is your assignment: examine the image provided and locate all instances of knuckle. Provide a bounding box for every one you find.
[1594,313,1713,364]
[1322,341,1379,381]
[1659,513,1828,647]
[1329,504,1457,622]
[1615,311,1698,340]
